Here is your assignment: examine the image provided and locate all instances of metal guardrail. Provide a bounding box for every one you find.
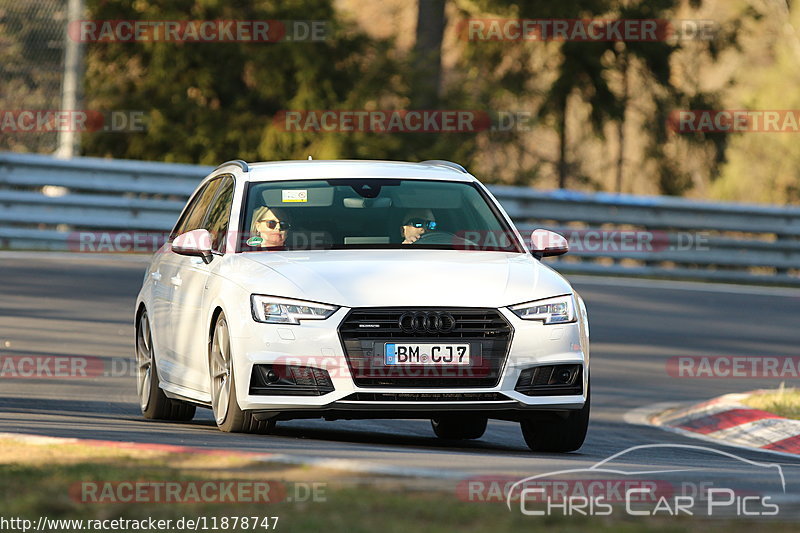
[0,153,208,248]
[1,152,799,285]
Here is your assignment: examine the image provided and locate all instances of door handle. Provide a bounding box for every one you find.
[170,275,182,287]
[151,271,162,281]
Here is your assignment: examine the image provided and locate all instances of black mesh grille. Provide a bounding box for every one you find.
[338,308,512,387]
[532,367,554,386]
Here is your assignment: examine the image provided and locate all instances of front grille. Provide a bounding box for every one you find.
[341,392,509,402]
[338,307,512,387]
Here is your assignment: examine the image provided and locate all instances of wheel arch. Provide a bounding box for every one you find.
[209,306,225,345]
[135,301,147,328]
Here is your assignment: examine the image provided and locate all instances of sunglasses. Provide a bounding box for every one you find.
[257,219,291,230]
[404,218,437,230]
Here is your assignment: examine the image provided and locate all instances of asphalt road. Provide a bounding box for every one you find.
[2,253,800,516]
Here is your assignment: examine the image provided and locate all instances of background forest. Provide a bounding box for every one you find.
[2,0,799,204]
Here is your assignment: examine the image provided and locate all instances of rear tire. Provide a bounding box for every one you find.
[431,415,488,440]
[520,385,590,452]
[209,313,275,434]
[136,310,196,421]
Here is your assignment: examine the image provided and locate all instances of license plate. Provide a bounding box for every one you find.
[384,343,470,365]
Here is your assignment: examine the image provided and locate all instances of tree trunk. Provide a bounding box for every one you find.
[557,94,568,189]
[412,0,445,110]
[616,49,629,193]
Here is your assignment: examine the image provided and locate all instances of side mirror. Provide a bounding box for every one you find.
[172,229,213,264]
[530,229,569,258]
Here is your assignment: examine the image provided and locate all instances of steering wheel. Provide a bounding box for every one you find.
[412,231,477,247]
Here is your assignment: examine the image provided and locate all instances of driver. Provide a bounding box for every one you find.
[401,209,437,244]
[249,206,292,248]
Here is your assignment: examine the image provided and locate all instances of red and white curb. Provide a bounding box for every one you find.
[625,392,800,459]
[0,432,468,480]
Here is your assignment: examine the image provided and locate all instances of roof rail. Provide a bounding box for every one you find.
[420,159,468,173]
[215,159,250,172]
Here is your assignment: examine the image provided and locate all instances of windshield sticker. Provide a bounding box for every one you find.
[246,236,263,246]
[282,190,308,203]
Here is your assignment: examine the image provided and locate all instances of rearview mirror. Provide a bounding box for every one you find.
[530,229,569,258]
[343,197,393,208]
[172,229,213,263]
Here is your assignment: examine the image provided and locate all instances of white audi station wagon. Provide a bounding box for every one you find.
[134,159,590,452]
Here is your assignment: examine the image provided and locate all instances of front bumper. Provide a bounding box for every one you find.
[232,307,588,417]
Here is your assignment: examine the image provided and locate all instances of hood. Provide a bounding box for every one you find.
[233,249,572,308]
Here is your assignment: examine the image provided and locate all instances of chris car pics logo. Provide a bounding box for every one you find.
[505,444,785,517]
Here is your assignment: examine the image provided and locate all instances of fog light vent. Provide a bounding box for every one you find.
[514,364,582,396]
[250,364,334,396]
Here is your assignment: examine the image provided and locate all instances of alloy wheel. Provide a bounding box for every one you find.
[135,312,153,411]
[210,318,232,425]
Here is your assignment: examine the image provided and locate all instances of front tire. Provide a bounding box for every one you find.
[431,415,488,440]
[135,310,196,421]
[520,385,590,452]
[209,313,275,434]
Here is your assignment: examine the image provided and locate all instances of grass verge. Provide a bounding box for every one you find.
[0,437,797,532]
[741,385,800,420]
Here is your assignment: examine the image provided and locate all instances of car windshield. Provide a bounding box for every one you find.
[240,178,522,252]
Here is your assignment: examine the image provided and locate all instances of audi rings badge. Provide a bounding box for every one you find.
[398,311,456,334]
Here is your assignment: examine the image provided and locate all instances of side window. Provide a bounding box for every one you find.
[204,176,235,252]
[171,179,222,240]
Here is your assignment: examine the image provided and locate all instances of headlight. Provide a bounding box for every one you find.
[509,294,576,324]
[251,295,339,324]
